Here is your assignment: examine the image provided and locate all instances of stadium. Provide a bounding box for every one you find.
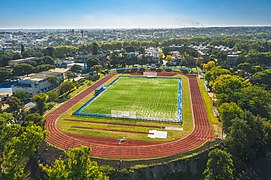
[45,71,214,160]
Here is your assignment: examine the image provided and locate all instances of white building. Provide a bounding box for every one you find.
[12,71,64,96]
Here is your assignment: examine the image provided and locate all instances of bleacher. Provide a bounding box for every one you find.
[95,84,105,95]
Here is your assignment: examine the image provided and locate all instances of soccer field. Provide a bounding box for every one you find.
[76,77,181,121]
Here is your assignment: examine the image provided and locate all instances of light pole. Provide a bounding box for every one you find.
[118,137,126,170]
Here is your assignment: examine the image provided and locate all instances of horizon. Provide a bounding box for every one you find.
[1,0,271,29]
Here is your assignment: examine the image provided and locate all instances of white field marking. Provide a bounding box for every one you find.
[148,130,168,139]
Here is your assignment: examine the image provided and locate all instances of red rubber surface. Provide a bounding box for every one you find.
[45,73,214,159]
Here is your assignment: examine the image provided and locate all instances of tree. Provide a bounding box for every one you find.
[162,46,171,56]
[32,93,48,115]
[212,75,251,94]
[46,91,59,102]
[20,44,25,55]
[0,124,47,180]
[223,111,271,170]
[59,81,75,95]
[0,67,12,83]
[13,90,29,100]
[65,71,76,79]
[165,55,173,62]
[237,62,251,73]
[23,113,44,127]
[196,57,205,66]
[205,66,231,86]
[203,61,215,71]
[13,64,34,76]
[41,146,108,180]
[203,149,234,180]
[251,69,271,90]
[218,102,244,134]
[158,51,164,61]
[91,65,103,73]
[92,43,100,55]
[238,86,271,118]
[70,64,82,73]
[47,76,59,87]
[6,96,23,121]
[86,58,100,69]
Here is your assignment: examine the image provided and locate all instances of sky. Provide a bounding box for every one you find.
[0,0,271,29]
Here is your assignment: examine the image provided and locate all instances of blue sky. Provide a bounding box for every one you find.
[0,0,271,28]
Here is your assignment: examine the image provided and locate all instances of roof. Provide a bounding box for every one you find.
[9,57,36,62]
[23,71,63,81]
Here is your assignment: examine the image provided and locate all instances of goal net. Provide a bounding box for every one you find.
[143,72,157,77]
[111,110,136,119]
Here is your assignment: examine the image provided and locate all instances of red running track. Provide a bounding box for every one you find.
[45,73,214,159]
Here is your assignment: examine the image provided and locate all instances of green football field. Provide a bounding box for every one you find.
[80,77,180,120]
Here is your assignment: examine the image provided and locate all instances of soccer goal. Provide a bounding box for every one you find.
[143,71,157,77]
[111,110,136,119]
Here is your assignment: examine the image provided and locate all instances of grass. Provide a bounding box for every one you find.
[80,77,179,120]
[57,74,193,142]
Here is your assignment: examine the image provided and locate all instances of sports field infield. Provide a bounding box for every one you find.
[76,77,181,121]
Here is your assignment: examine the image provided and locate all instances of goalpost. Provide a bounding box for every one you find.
[111,110,136,119]
[143,72,157,77]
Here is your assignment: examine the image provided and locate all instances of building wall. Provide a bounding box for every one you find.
[12,73,64,96]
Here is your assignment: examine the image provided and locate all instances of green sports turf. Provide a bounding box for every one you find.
[80,77,179,120]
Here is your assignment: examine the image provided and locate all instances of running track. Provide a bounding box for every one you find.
[45,73,214,159]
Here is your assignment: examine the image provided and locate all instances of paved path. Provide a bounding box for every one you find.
[45,73,214,159]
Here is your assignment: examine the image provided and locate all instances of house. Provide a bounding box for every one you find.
[12,71,64,96]
[227,54,239,67]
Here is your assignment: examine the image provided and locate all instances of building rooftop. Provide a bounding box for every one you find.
[9,57,36,62]
[23,71,63,81]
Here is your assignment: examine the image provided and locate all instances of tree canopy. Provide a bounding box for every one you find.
[41,146,108,180]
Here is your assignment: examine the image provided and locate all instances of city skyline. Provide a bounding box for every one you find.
[1,0,271,29]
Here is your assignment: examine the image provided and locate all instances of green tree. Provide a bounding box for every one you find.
[47,76,59,87]
[212,75,251,94]
[23,113,44,127]
[203,149,234,180]
[162,46,171,56]
[46,91,59,102]
[86,58,100,69]
[92,43,100,55]
[218,102,244,134]
[196,57,205,66]
[6,96,23,121]
[0,67,12,83]
[59,81,75,95]
[13,64,34,76]
[205,66,231,86]
[165,55,173,62]
[91,65,103,73]
[0,124,47,180]
[238,86,271,118]
[70,64,82,73]
[41,146,108,180]
[251,69,271,90]
[31,93,48,115]
[13,90,29,100]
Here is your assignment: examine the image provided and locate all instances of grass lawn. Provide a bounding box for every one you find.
[57,74,193,142]
[80,77,179,120]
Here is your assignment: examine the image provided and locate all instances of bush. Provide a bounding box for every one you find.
[150,67,156,71]
[89,74,100,81]
[165,68,172,72]
[156,68,162,72]
[139,67,145,72]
